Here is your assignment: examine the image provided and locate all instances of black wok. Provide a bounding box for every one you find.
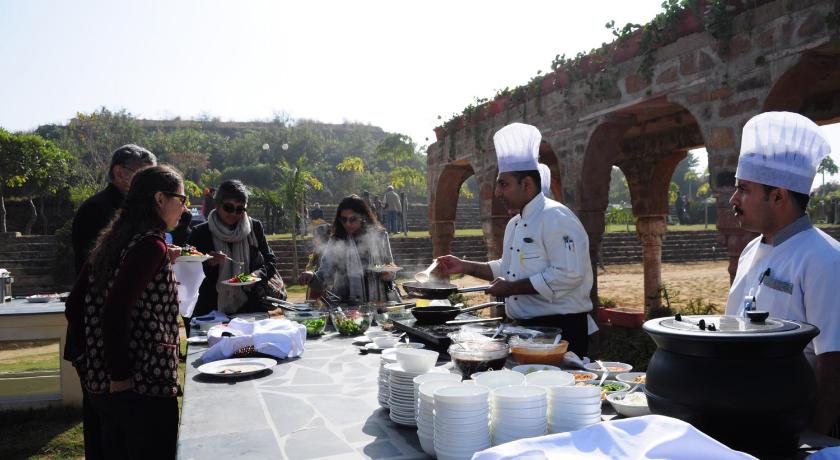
[401,281,492,300]
[411,301,504,325]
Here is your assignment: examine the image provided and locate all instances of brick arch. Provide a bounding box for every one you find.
[764,44,840,124]
[429,161,476,257]
[538,140,563,201]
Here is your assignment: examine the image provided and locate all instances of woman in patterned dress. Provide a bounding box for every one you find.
[65,165,187,459]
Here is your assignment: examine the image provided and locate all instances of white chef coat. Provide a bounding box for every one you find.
[725,216,840,366]
[488,193,593,319]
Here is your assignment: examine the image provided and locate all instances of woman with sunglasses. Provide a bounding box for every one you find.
[64,165,187,458]
[299,195,401,303]
[187,179,282,318]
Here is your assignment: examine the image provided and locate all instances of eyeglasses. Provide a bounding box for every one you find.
[339,216,363,224]
[221,203,247,214]
[163,191,188,205]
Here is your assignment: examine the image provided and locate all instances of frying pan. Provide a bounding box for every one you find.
[410,301,504,325]
[401,281,492,300]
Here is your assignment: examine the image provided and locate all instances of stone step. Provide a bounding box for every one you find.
[0,251,55,261]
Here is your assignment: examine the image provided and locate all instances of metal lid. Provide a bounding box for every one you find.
[656,315,798,334]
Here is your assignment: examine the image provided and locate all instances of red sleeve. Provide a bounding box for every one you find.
[103,237,168,380]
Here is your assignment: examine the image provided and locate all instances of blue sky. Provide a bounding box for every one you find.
[1,0,839,183]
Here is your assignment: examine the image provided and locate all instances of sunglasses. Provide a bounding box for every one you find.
[339,216,363,224]
[163,191,188,205]
[221,203,247,214]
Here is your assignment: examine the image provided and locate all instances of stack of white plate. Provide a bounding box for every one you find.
[546,384,602,433]
[413,372,462,416]
[433,384,491,460]
[377,349,398,408]
[417,380,463,458]
[490,385,547,445]
[385,362,426,426]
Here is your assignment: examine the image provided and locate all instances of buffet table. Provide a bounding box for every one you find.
[177,333,429,459]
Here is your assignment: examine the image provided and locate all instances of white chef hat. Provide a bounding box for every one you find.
[736,111,831,194]
[494,123,541,173]
[538,163,551,196]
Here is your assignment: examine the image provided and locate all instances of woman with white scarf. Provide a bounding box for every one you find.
[299,195,400,304]
[187,180,280,317]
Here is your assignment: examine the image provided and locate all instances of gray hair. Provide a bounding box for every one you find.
[215,179,250,204]
[108,144,157,181]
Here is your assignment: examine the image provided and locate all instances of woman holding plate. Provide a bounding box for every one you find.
[188,180,285,317]
[299,194,401,304]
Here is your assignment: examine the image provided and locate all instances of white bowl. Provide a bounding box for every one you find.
[548,384,601,399]
[512,364,561,375]
[419,380,462,400]
[567,370,598,383]
[373,335,399,348]
[524,370,575,388]
[583,361,633,379]
[395,348,439,374]
[474,370,526,389]
[606,391,652,417]
[394,342,425,349]
[615,372,646,389]
[434,384,490,405]
[364,330,392,340]
[492,384,546,402]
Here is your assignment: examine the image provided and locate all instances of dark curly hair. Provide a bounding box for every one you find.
[88,165,183,287]
[331,194,383,240]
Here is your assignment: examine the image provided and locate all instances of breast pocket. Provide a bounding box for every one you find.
[519,242,545,274]
[755,277,793,314]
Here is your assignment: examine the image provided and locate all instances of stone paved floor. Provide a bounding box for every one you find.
[178,333,428,460]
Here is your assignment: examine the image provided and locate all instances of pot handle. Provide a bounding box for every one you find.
[459,301,505,313]
[457,285,493,294]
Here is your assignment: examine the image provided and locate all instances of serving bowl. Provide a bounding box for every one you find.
[616,372,647,389]
[285,310,328,337]
[597,380,631,400]
[448,341,510,378]
[330,309,372,336]
[511,364,560,375]
[373,335,400,348]
[567,370,598,383]
[606,391,651,417]
[509,337,569,365]
[583,361,633,379]
[395,348,439,373]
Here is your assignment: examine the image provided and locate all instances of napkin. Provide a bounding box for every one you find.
[472,415,758,460]
[173,261,206,317]
[201,318,306,363]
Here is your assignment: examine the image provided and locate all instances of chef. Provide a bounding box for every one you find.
[725,111,840,434]
[436,123,594,356]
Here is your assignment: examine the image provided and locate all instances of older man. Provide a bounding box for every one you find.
[725,111,840,434]
[436,123,593,356]
[71,144,157,273]
[67,143,156,460]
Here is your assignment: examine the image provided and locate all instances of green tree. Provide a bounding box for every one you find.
[0,129,30,232]
[818,156,838,187]
[15,134,75,234]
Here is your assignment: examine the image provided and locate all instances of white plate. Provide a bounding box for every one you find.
[26,295,55,303]
[221,277,261,287]
[175,255,212,263]
[187,336,208,344]
[197,357,275,377]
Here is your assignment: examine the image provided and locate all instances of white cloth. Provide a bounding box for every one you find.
[487,194,593,319]
[173,261,206,317]
[494,123,541,173]
[201,318,306,363]
[725,218,840,366]
[538,163,551,196]
[736,111,830,194]
[472,415,757,460]
[207,210,257,313]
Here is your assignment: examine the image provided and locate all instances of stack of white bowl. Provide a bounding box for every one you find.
[413,372,462,416]
[433,384,491,460]
[416,380,462,458]
[545,384,602,433]
[385,362,427,426]
[377,348,398,408]
[490,385,547,445]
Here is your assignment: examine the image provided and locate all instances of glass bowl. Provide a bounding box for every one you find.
[330,308,372,336]
[448,341,510,378]
[285,310,328,337]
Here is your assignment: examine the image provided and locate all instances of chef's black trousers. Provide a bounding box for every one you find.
[89,391,178,459]
[516,311,589,357]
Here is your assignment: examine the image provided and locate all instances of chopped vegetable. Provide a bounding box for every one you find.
[336,318,369,336]
[301,318,326,337]
[227,273,257,283]
[600,382,625,392]
[180,245,204,256]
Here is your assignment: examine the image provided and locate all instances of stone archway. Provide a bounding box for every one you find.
[429,161,476,258]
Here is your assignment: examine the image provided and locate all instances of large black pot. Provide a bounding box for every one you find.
[643,314,818,458]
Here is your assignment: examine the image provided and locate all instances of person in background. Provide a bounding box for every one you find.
[372,196,384,223]
[309,202,324,221]
[201,187,215,218]
[169,210,193,246]
[298,195,400,304]
[188,180,281,316]
[67,143,156,460]
[725,111,840,435]
[65,165,186,459]
[384,185,402,233]
[300,223,332,299]
[72,144,157,275]
[434,123,593,357]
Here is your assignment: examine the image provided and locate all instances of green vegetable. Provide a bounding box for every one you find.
[236,273,256,282]
[301,318,326,337]
[601,382,624,392]
[336,318,369,336]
